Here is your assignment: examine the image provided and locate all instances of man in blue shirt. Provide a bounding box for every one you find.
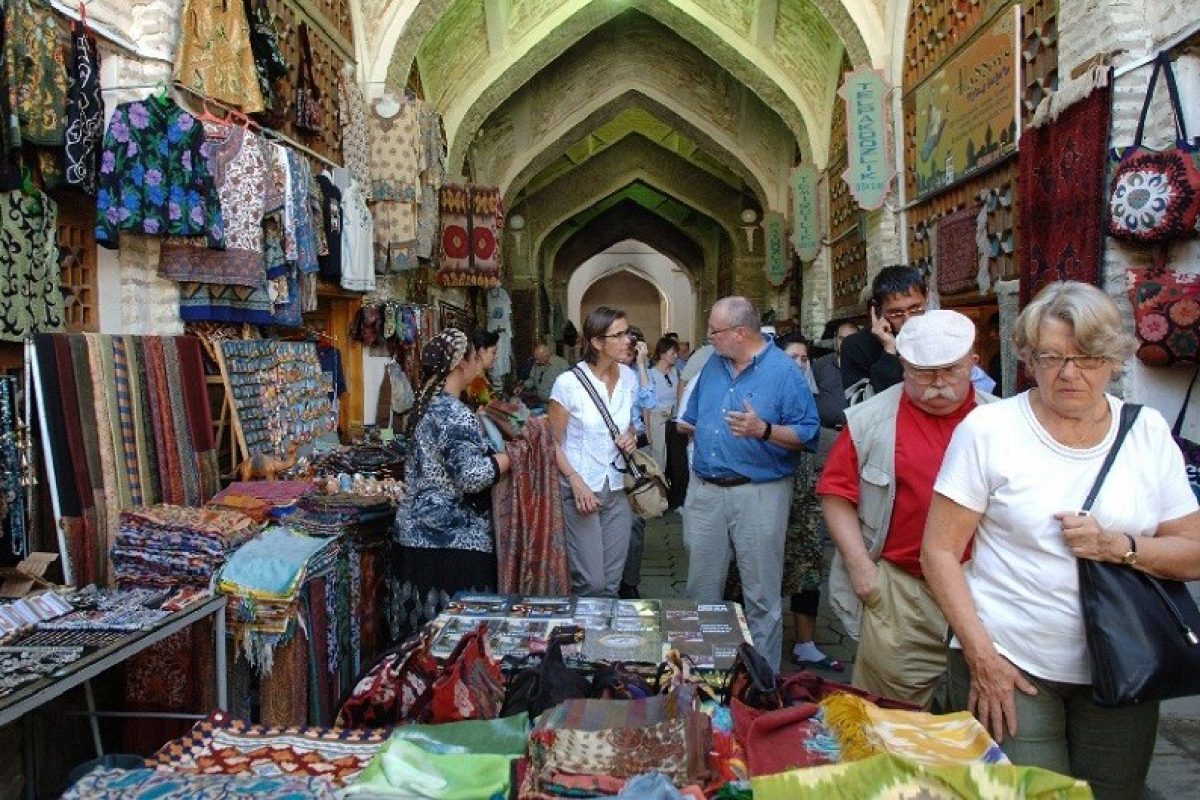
[678,297,820,669]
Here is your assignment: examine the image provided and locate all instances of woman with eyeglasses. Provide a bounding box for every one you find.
[548,306,639,597]
[646,337,680,473]
[922,281,1200,797]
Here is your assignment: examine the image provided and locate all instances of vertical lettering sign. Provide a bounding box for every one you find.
[763,212,789,286]
[839,67,894,210]
[790,164,821,262]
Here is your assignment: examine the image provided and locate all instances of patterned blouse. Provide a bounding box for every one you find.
[95,95,224,249]
[0,188,63,341]
[395,392,499,553]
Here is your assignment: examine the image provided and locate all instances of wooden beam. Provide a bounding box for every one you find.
[484,0,508,55]
[752,0,779,49]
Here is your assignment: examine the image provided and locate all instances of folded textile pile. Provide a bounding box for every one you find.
[218,525,340,673]
[749,753,1092,800]
[37,586,172,631]
[209,480,317,514]
[61,766,340,799]
[345,714,529,798]
[112,505,260,589]
[149,709,388,788]
[285,492,395,537]
[523,689,714,798]
[819,693,1007,766]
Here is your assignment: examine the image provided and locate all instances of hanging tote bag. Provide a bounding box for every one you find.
[293,22,324,135]
[1173,368,1200,502]
[1077,404,1200,707]
[570,367,669,519]
[1108,52,1200,243]
[1126,252,1200,366]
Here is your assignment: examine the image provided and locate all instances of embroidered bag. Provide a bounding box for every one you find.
[1174,368,1200,502]
[1108,53,1200,243]
[429,623,506,722]
[293,22,324,135]
[1126,254,1200,366]
[335,630,438,727]
[500,640,592,719]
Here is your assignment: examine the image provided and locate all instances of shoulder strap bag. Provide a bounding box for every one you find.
[1078,403,1200,706]
[570,366,669,519]
[1172,368,1200,502]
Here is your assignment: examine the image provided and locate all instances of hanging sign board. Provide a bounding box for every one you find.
[908,7,1019,201]
[790,164,821,262]
[763,212,789,286]
[839,67,894,210]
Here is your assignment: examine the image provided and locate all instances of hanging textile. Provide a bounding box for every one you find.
[173,0,265,113]
[95,94,225,249]
[338,72,371,192]
[487,286,513,378]
[368,94,423,273]
[0,0,20,191]
[64,18,104,196]
[243,0,288,118]
[0,188,64,341]
[316,173,343,280]
[415,105,445,259]
[339,178,375,292]
[1018,81,1111,307]
[437,182,503,288]
[934,206,980,296]
[4,0,69,147]
[0,377,27,564]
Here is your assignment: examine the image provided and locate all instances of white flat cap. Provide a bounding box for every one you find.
[896,310,976,368]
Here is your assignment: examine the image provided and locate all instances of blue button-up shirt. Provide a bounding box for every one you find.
[682,341,819,482]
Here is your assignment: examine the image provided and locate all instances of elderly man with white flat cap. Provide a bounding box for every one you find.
[817,309,997,708]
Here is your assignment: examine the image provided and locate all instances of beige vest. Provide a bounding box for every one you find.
[827,384,996,639]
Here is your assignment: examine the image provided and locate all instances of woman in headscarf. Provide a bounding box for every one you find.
[393,329,511,637]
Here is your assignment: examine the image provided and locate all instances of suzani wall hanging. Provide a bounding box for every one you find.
[437,183,503,288]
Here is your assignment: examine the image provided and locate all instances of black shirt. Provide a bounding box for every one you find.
[839,329,903,401]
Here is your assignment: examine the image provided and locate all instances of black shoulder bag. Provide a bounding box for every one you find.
[1078,403,1200,706]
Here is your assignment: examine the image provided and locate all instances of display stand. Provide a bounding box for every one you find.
[210,347,253,481]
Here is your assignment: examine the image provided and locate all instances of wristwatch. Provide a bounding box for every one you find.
[760,421,773,441]
[1121,534,1139,567]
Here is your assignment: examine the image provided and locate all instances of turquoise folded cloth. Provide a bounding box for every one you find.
[217,525,333,598]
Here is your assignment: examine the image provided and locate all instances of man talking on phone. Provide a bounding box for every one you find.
[841,266,927,405]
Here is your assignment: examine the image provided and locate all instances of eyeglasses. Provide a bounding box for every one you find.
[1030,353,1109,371]
[907,362,972,385]
[882,305,926,323]
[598,328,632,339]
[707,325,741,338]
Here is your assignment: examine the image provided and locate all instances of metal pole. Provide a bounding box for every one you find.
[83,681,104,758]
[29,339,73,585]
[214,601,228,710]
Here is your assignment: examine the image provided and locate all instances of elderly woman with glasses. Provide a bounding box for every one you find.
[922,281,1200,798]
[548,306,639,597]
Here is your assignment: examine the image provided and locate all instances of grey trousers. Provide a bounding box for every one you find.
[947,648,1158,799]
[682,474,790,669]
[623,516,646,587]
[562,482,633,597]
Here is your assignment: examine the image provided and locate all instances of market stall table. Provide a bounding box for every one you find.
[0,595,227,800]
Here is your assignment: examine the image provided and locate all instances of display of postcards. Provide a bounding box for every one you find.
[573,597,615,618]
[0,646,86,698]
[665,628,705,645]
[572,615,611,632]
[661,607,700,624]
[712,645,740,669]
[511,596,574,618]
[581,631,665,664]
[612,615,660,633]
[446,593,513,616]
[614,599,660,618]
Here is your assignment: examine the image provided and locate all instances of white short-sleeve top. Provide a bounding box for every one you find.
[550,362,637,492]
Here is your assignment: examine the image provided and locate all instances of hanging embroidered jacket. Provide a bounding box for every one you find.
[243,0,288,116]
[95,94,225,249]
[0,188,64,341]
[0,1,22,191]
[4,0,70,146]
[64,19,104,196]
[173,0,265,113]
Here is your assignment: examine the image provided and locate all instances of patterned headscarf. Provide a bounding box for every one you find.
[407,328,470,436]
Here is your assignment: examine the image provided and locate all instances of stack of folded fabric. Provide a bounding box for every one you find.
[285,492,394,537]
[218,525,340,673]
[208,480,318,521]
[112,505,260,589]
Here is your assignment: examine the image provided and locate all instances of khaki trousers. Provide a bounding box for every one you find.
[852,559,948,708]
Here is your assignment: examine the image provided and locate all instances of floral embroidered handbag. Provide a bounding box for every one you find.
[293,22,324,135]
[1108,52,1200,243]
[1127,253,1200,366]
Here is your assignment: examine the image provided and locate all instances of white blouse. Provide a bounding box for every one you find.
[550,362,637,492]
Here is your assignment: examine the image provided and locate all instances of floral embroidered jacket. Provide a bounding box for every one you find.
[95,94,224,249]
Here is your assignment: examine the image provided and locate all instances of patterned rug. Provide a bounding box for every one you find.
[936,206,981,296]
[1018,82,1111,307]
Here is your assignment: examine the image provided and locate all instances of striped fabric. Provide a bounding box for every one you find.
[111,336,144,506]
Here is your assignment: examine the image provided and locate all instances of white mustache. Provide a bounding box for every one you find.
[921,385,960,402]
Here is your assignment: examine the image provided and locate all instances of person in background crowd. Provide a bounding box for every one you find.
[524,343,570,405]
[819,310,995,707]
[676,340,692,371]
[394,329,512,637]
[549,307,639,597]
[812,321,859,433]
[841,266,927,405]
[464,329,500,408]
[726,331,842,670]
[679,297,820,669]
[647,336,680,471]
[620,328,659,599]
[922,281,1200,796]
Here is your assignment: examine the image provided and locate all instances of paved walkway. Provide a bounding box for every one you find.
[639,510,1196,797]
